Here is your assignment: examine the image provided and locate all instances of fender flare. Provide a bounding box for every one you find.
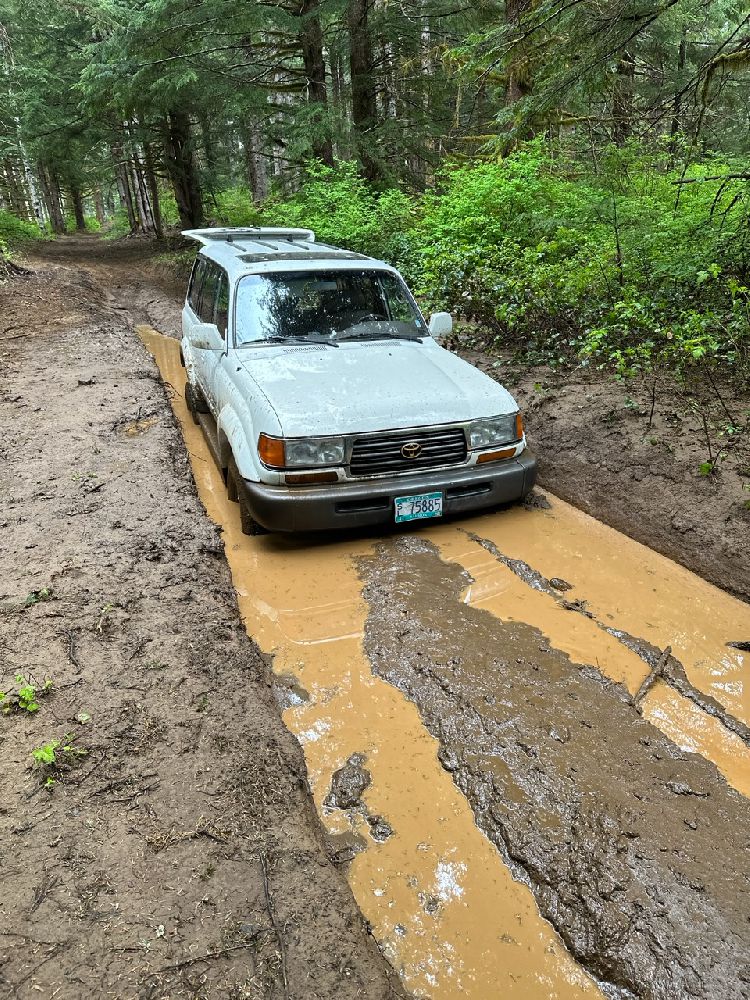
[217,405,261,481]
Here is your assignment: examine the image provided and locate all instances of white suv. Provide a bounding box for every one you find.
[181,227,536,534]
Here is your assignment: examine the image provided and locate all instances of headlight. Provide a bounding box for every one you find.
[469,413,521,450]
[258,433,345,469]
[285,437,346,467]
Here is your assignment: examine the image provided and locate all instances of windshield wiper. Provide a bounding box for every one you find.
[334,331,425,343]
[247,336,338,348]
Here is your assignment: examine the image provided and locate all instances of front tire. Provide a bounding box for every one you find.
[227,457,267,536]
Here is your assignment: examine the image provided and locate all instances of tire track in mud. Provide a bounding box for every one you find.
[360,536,750,1000]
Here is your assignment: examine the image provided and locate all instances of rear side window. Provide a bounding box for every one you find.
[199,263,219,324]
[215,271,229,335]
[188,257,206,312]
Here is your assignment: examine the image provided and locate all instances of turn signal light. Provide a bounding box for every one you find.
[516,412,524,440]
[285,471,339,486]
[258,433,286,468]
[477,446,516,465]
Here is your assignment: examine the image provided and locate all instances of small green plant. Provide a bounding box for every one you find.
[1,674,53,714]
[96,602,115,633]
[699,461,714,477]
[24,587,53,608]
[31,734,88,788]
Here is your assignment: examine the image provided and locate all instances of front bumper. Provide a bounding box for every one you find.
[241,453,537,533]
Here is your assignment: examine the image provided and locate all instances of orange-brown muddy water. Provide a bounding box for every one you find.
[141,327,750,998]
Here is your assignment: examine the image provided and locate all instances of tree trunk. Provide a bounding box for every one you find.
[130,152,155,232]
[241,123,268,202]
[613,48,636,145]
[668,28,687,166]
[162,110,204,230]
[299,0,334,166]
[506,0,533,104]
[70,186,86,231]
[347,0,382,182]
[38,164,66,234]
[144,143,164,239]
[112,141,139,233]
[93,188,106,227]
[20,146,46,227]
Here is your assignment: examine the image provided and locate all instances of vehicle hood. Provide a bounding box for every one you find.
[237,340,518,437]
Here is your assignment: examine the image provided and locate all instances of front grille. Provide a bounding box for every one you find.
[350,427,468,477]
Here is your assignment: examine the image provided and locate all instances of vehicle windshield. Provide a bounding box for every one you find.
[234,269,428,346]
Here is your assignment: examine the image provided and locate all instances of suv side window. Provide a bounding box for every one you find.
[215,270,229,336]
[199,263,219,324]
[188,257,206,313]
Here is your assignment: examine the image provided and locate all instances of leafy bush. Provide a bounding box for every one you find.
[0,210,44,253]
[414,143,749,378]
[262,161,419,276]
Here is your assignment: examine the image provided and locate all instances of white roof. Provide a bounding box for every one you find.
[182,227,395,280]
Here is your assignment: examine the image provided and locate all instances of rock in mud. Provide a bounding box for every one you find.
[326,754,372,810]
[366,814,394,842]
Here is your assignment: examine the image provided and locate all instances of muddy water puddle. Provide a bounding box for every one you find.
[141,327,750,996]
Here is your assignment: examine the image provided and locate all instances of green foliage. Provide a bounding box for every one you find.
[1,674,53,715]
[24,587,53,608]
[263,161,419,277]
[237,145,749,382]
[412,144,748,379]
[31,734,88,789]
[0,211,43,254]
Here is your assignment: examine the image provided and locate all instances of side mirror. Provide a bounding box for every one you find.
[428,312,453,339]
[192,322,226,351]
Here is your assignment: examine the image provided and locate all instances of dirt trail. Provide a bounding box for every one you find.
[143,324,750,1000]
[142,327,606,1000]
[0,250,406,998]
[5,238,750,1000]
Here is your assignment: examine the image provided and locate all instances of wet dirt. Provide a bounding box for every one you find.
[361,536,750,999]
[0,255,406,999]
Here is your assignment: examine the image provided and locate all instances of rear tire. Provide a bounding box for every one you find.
[227,457,267,536]
[184,382,200,424]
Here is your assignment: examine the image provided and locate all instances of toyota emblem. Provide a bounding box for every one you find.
[401,441,422,460]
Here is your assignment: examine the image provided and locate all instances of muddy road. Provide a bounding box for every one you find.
[2,238,750,1000]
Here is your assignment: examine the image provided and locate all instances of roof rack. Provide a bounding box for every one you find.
[182,227,315,246]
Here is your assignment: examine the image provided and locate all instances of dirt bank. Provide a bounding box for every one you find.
[456,346,750,603]
[361,536,750,1000]
[0,256,407,998]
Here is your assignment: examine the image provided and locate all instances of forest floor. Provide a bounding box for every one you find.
[1,236,749,1000]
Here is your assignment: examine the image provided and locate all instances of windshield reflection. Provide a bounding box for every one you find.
[234,269,428,346]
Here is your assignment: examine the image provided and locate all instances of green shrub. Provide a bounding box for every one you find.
[0,210,44,253]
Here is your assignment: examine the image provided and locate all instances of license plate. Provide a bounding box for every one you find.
[395,491,444,523]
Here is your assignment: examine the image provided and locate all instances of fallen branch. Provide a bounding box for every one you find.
[145,942,257,977]
[259,849,290,999]
[633,646,672,710]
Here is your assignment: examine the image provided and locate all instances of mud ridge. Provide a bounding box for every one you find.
[360,536,750,1000]
[468,529,750,747]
